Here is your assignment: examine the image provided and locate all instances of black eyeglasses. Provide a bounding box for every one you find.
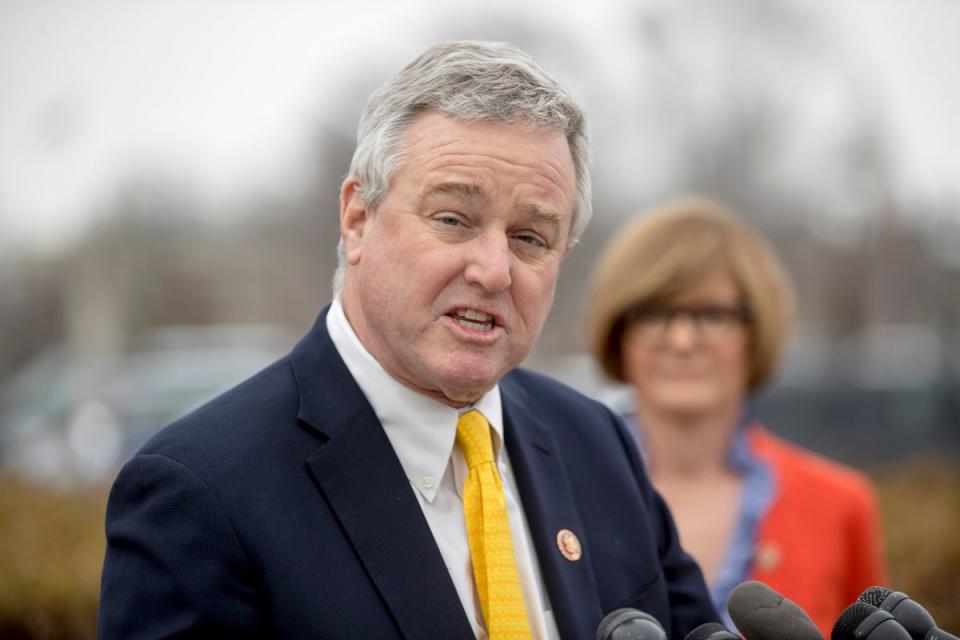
[625,304,750,344]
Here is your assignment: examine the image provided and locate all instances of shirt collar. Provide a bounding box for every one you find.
[326,297,503,502]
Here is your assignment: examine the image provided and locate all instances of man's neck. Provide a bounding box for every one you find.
[338,293,481,408]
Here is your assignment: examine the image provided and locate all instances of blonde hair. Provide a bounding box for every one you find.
[586,197,795,392]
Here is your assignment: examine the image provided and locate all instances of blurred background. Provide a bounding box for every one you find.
[1,0,957,636]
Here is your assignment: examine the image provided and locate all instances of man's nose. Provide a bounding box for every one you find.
[463,232,512,293]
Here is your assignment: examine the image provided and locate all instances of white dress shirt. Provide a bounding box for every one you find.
[326,298,559,639]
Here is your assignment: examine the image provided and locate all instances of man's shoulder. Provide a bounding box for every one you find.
[502,367,624,439]
[136,356,302,465]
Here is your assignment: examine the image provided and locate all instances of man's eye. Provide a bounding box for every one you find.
[436,214,463,226]
[513,233,546,248]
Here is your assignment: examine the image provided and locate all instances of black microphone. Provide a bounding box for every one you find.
[832,602,911,639]
[859,586,959,640]
[685,622,740,639]
[596,608,667,640]
[727,580,823,640]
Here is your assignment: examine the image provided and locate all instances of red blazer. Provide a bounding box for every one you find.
[747,425,888,636]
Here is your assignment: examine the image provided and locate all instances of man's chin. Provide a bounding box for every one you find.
[431,366,506,406]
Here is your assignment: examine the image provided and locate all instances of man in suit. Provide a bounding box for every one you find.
[98,41,719,639]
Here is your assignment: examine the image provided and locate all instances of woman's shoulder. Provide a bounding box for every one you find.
[747,424,876,503]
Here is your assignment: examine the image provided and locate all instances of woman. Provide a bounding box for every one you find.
[586,197,887,634]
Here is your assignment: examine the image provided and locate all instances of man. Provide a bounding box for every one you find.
[98,41,718,639]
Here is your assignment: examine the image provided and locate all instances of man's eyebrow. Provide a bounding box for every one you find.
[519,202,565,227]
[421,181,487,201]
[421,181,567,227]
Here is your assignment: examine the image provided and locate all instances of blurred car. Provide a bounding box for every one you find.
[0,325,297,487]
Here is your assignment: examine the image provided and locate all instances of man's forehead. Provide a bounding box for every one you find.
[406,114,574,182]
[404,110,570,159]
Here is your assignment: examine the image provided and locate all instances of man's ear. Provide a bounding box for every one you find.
[339,177,368,266]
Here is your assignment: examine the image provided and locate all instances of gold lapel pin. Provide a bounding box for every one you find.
[754,542,781,572]
[556,528,582,561]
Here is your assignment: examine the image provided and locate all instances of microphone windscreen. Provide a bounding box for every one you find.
[858,586,893,608]
[833,602,878,639]
[686,622,739,640]
[597,609,637,640]
[728,580,823,640]
[857,586,946,640]
[832,602,912,640]
[596,608,666,640]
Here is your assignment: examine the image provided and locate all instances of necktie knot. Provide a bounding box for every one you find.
[457,409,495,469]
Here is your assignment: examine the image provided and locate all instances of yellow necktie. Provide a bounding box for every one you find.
[457,409,532,640]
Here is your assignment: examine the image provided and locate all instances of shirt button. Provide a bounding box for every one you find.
[422,475,435,488]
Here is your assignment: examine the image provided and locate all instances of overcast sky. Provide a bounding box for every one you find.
[1,0,958,251]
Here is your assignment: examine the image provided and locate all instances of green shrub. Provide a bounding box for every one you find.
[871,457,960,629]
[0,476,105,640]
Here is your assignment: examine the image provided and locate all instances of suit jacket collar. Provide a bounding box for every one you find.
[290,307,604,639]
[290,307,475,639]
[501,373,604,640]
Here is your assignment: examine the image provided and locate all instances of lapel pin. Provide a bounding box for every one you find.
[754,542,781,572]
[556,528,582,561]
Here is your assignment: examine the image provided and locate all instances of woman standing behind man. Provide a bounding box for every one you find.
[586,197,887,634]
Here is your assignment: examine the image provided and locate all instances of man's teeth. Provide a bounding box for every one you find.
[453,309,495,330]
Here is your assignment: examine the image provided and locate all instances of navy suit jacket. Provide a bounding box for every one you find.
[98,307,718,639]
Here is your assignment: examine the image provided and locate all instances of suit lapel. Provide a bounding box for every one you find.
[501,375,604,640]
[291,309,474,639]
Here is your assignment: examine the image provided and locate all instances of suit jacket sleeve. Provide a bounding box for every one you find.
[98,453,264,639]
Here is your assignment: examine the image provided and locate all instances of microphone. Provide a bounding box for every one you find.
[858,587,959,640]
[686,622,740,639]
[727,580,823,640]
[832,602,911,639]
[596,608,667,640]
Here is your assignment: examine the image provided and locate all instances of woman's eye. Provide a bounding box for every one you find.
[699,310,724,323]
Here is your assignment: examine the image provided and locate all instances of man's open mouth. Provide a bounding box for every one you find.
[450,309,496,331]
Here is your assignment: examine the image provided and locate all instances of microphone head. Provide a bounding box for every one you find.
[686,622,739,640]
[857,586,938,639]
[859,586,894,608]
[728,580,823,640]
[832,602,911,640]
[596,608,666,640]
[833,602,880,639]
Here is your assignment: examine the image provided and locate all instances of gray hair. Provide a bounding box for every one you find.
[333,40,591,294]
